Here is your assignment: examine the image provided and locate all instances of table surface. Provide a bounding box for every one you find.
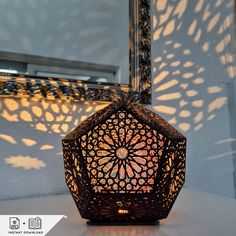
[0,188,236,236]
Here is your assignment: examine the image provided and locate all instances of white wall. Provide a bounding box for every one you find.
[0,0,129,83]
[0,98,108,199]
[150,0,236,197]
[0,0,236,200]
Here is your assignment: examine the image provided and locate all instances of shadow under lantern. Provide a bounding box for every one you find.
[62,98,186,224]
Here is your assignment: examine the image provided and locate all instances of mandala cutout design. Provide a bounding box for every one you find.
[80,110,168,193]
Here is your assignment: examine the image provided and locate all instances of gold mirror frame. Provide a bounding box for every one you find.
[0,0,151,104]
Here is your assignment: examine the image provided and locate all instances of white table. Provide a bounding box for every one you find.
[0,188,235,236]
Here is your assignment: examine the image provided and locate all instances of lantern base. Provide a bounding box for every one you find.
[86,220,160,226]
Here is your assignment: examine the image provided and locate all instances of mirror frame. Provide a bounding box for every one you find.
[0,0,151,104]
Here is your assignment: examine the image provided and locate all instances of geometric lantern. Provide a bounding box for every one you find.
[62,97,186,224]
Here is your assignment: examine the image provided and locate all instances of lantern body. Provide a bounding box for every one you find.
[62,99,186,223]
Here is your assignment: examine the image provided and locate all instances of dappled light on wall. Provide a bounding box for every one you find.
[0,98,108,135]
[0,96,109,199]
[203,138,236,161]
[5,156,46,170]
[0,97,108,171]
[0,133,17,144]
[152,0,233,133]
[22,138,37,147]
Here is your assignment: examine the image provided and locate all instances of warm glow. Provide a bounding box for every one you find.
[208,97,227,113]
[154,71,169,84]
[155,80,178,92]
[83,110,161,193]
[192,100,204,107]
[194,111,204,123]
[178,123,190,132]
[186,90,198,97]
[20,110,32,122]
[0,97,109,137]
[22,138,37,147]
[81,115,88,122]
[188,19,197,36]
[4,99,19,111]
[153,106,176,115]
[194,28,201,42]
[202,42,209,52]
[179,110,191,118]
[40,145,54,150]
[193,78,204,84]
[0,134,17,144]
[35,123,48,132]
[1,110,19,122]
[195,0,204,12]
[163,19,175,36]
[207,86,222,94]
[157,92,182,101]
[183,73,194,79]
[116,147,128,159]
[202,4,211,22]
[118,209,129,214]
[5,156,46,170]
[207,13,220,32]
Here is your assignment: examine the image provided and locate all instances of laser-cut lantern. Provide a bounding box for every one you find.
[62,97,186,224]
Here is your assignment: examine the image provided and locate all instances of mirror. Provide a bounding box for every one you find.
[0,0,129,84]
[0,0,151,104]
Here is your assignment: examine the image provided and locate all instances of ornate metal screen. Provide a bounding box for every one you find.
[62,99,186,224]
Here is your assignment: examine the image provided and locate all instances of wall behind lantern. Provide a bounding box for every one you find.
[0,0,129,83]
[0,97,108,200]
[150,0,236,198]
[0,0,236,199]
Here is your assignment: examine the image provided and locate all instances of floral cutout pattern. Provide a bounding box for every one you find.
[80,110,168,193]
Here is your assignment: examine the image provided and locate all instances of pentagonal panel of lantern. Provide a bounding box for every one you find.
[62,99,186,224]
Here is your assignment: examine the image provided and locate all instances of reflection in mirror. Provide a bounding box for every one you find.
[0,0,129,84]
[0,0,151,104]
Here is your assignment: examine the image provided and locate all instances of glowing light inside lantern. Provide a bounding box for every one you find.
[118,209,129,214]
[116,147,128,159]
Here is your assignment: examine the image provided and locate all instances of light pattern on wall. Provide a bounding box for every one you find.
[5,156,46,170]
[0,98,107,135]
[0,96,109,199]
[0,97,108,171]
[152,0,234,133]
[0,0,235,200]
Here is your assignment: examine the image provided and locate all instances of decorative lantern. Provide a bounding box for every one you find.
[62,97,186,224]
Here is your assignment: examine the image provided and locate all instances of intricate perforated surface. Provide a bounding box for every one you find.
[80,110,166,193]
[63,99,186,222]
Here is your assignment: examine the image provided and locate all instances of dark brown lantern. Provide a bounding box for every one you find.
[62,97,186,224]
